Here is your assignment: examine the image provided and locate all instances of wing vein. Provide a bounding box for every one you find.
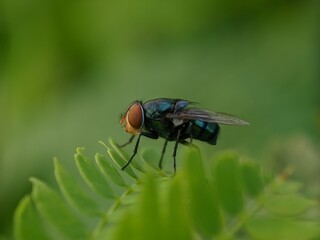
[167,108,249,126]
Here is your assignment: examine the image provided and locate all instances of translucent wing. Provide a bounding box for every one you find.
[167,108,249,126]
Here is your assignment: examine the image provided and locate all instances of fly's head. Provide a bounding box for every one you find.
[120,101,144,135]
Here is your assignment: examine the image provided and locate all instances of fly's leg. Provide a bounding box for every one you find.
[121,132,158,171]
[117,135,135,148]
[172,129,182,174]
[158,138,169,169]
[121,135,141,170]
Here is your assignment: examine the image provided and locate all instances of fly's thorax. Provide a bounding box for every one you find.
[120,101,144,135]
[143,116,174,139]
[143,98,188,119]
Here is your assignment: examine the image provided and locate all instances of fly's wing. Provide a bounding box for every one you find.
[167,108,249,126]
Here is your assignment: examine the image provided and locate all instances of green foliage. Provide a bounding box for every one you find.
[14,140,320,240]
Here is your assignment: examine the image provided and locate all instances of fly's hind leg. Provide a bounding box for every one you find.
[172,129,182,174]
[158,138,169,169]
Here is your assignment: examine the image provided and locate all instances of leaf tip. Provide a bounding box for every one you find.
[28,177,38,184]
[53,157,60,166]
[99,140,109,149]
[76,147,85,155]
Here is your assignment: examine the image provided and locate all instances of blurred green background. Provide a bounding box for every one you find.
[0,0,319,237]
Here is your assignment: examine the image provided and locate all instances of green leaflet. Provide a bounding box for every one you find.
[212,151,244,215]
[95,153,128,187]
[140,148,161,170]
[240,160,264,197]
[165,175,193,240]
[30,178,88,239]
[246,216,320,240]
[54,158,102,217]
[182,147,223,238]
[137,174,164,240]
[265,194,316,216]
[14,196,51,240]
[75,148,115,198]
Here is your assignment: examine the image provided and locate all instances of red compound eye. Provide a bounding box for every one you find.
[127,103,144,129]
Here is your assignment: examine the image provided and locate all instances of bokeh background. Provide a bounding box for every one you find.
[0,0,319,237]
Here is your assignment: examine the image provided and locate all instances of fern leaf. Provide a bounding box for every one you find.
[13,142,320,240]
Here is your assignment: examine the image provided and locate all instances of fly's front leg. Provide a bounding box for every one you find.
[117,135,135,148]
[121,134,142,170]
[121,132,158,170]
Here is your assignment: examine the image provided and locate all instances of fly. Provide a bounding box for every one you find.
[119,98,249,173]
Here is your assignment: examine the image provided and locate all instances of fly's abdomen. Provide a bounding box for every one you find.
[191,120,220,145]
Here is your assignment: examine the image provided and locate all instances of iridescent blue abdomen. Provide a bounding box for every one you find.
[190,120,220,145]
